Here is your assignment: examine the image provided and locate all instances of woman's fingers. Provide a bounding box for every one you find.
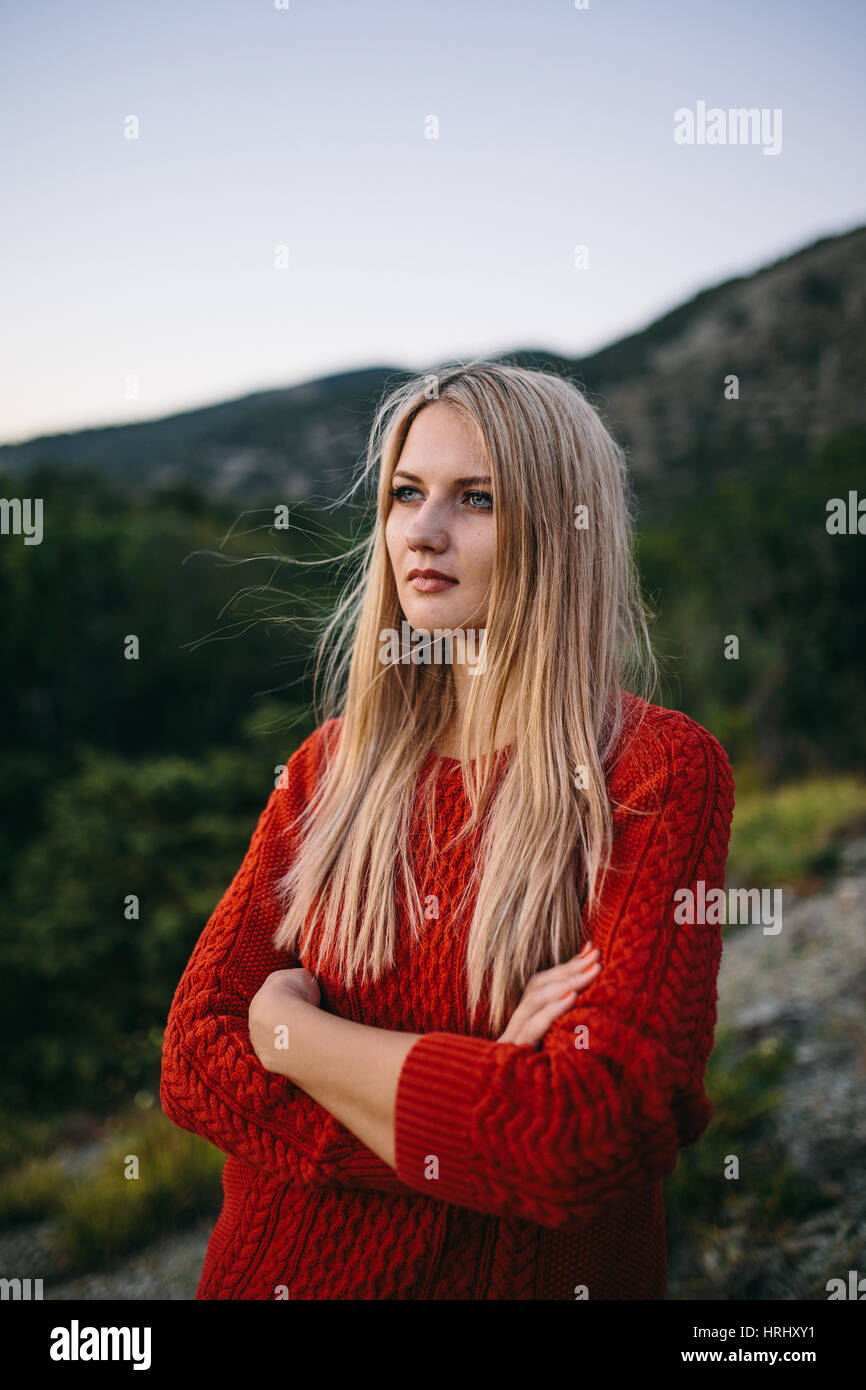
[503,962,601,1045]
[551,944,599,976]
[513,988,579,1047]
[495,944,602,1045]
[520,954,598,1001]
[525,956,600,1004]
[506,965,595,1032]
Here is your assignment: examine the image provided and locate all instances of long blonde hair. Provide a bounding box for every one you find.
[272,358,659,1033]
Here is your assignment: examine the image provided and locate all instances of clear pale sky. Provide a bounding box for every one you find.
[1,0,864,444]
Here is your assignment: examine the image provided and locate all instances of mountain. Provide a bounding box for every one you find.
[578,223,866,517]
[2,225,864,521]
[0,366,398,508]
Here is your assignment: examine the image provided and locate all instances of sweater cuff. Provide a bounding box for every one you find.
[393,1031,505,1207]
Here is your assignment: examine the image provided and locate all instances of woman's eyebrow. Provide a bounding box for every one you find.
[392,470,492,487]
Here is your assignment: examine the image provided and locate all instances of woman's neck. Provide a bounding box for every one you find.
[435,710,516,761]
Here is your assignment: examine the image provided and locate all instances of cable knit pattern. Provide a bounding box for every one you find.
[160,691,735,1299]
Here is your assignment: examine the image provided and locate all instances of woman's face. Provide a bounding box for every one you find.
[385,401,496,633]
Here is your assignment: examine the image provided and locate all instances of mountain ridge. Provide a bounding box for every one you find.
[3,223,864,521]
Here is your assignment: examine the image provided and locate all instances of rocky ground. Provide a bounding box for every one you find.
[671,835,866,1299]
[4,838,864,1300]
[0,1215,212,1301]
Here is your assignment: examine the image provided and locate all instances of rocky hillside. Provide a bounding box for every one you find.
[568,226,866,517]
[668,835,866,1298]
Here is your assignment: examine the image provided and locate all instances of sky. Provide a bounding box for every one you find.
[1,0,864,444]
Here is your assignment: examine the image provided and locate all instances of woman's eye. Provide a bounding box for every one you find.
[465,490,494,511]
[387,486,494,511]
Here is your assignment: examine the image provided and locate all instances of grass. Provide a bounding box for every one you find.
[0,1154,66,1227]
[664,1027,835,1295]
[54,1101,225,1274]
[0,1096,225,1278]
[726,774,866,888]
[0,1108,69,1176]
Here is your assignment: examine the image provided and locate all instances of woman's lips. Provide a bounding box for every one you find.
[408,575,458,592]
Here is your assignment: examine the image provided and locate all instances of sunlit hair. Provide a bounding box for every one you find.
[272,357,659,1034]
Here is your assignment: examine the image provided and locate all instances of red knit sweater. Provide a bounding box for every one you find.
[160,692,735,1299]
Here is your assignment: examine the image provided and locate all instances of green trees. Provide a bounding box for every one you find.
[2,739,306,1112]
[636,426,866,780]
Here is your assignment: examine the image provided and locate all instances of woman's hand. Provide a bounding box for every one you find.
[497,942,601,1048]
[249,968,321,1074]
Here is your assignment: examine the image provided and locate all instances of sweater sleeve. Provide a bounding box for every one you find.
[159,724,417,1196]
[392,711,736,1231]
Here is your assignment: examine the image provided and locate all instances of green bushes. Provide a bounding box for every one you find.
[726,776,866,887]
[1,725,309,1114]
[54,1103,224,1273]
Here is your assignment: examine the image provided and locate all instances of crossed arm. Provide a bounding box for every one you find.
[161,714,735,1226]
[245,944,603,1167]
[247,981,420,1171]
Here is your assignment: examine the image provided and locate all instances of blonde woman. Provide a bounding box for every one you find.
[161,360,735,1300]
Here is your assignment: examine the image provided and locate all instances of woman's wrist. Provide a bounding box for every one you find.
[249,980,317,1081]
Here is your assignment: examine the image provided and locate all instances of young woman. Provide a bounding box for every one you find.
[161,360,735,1300]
